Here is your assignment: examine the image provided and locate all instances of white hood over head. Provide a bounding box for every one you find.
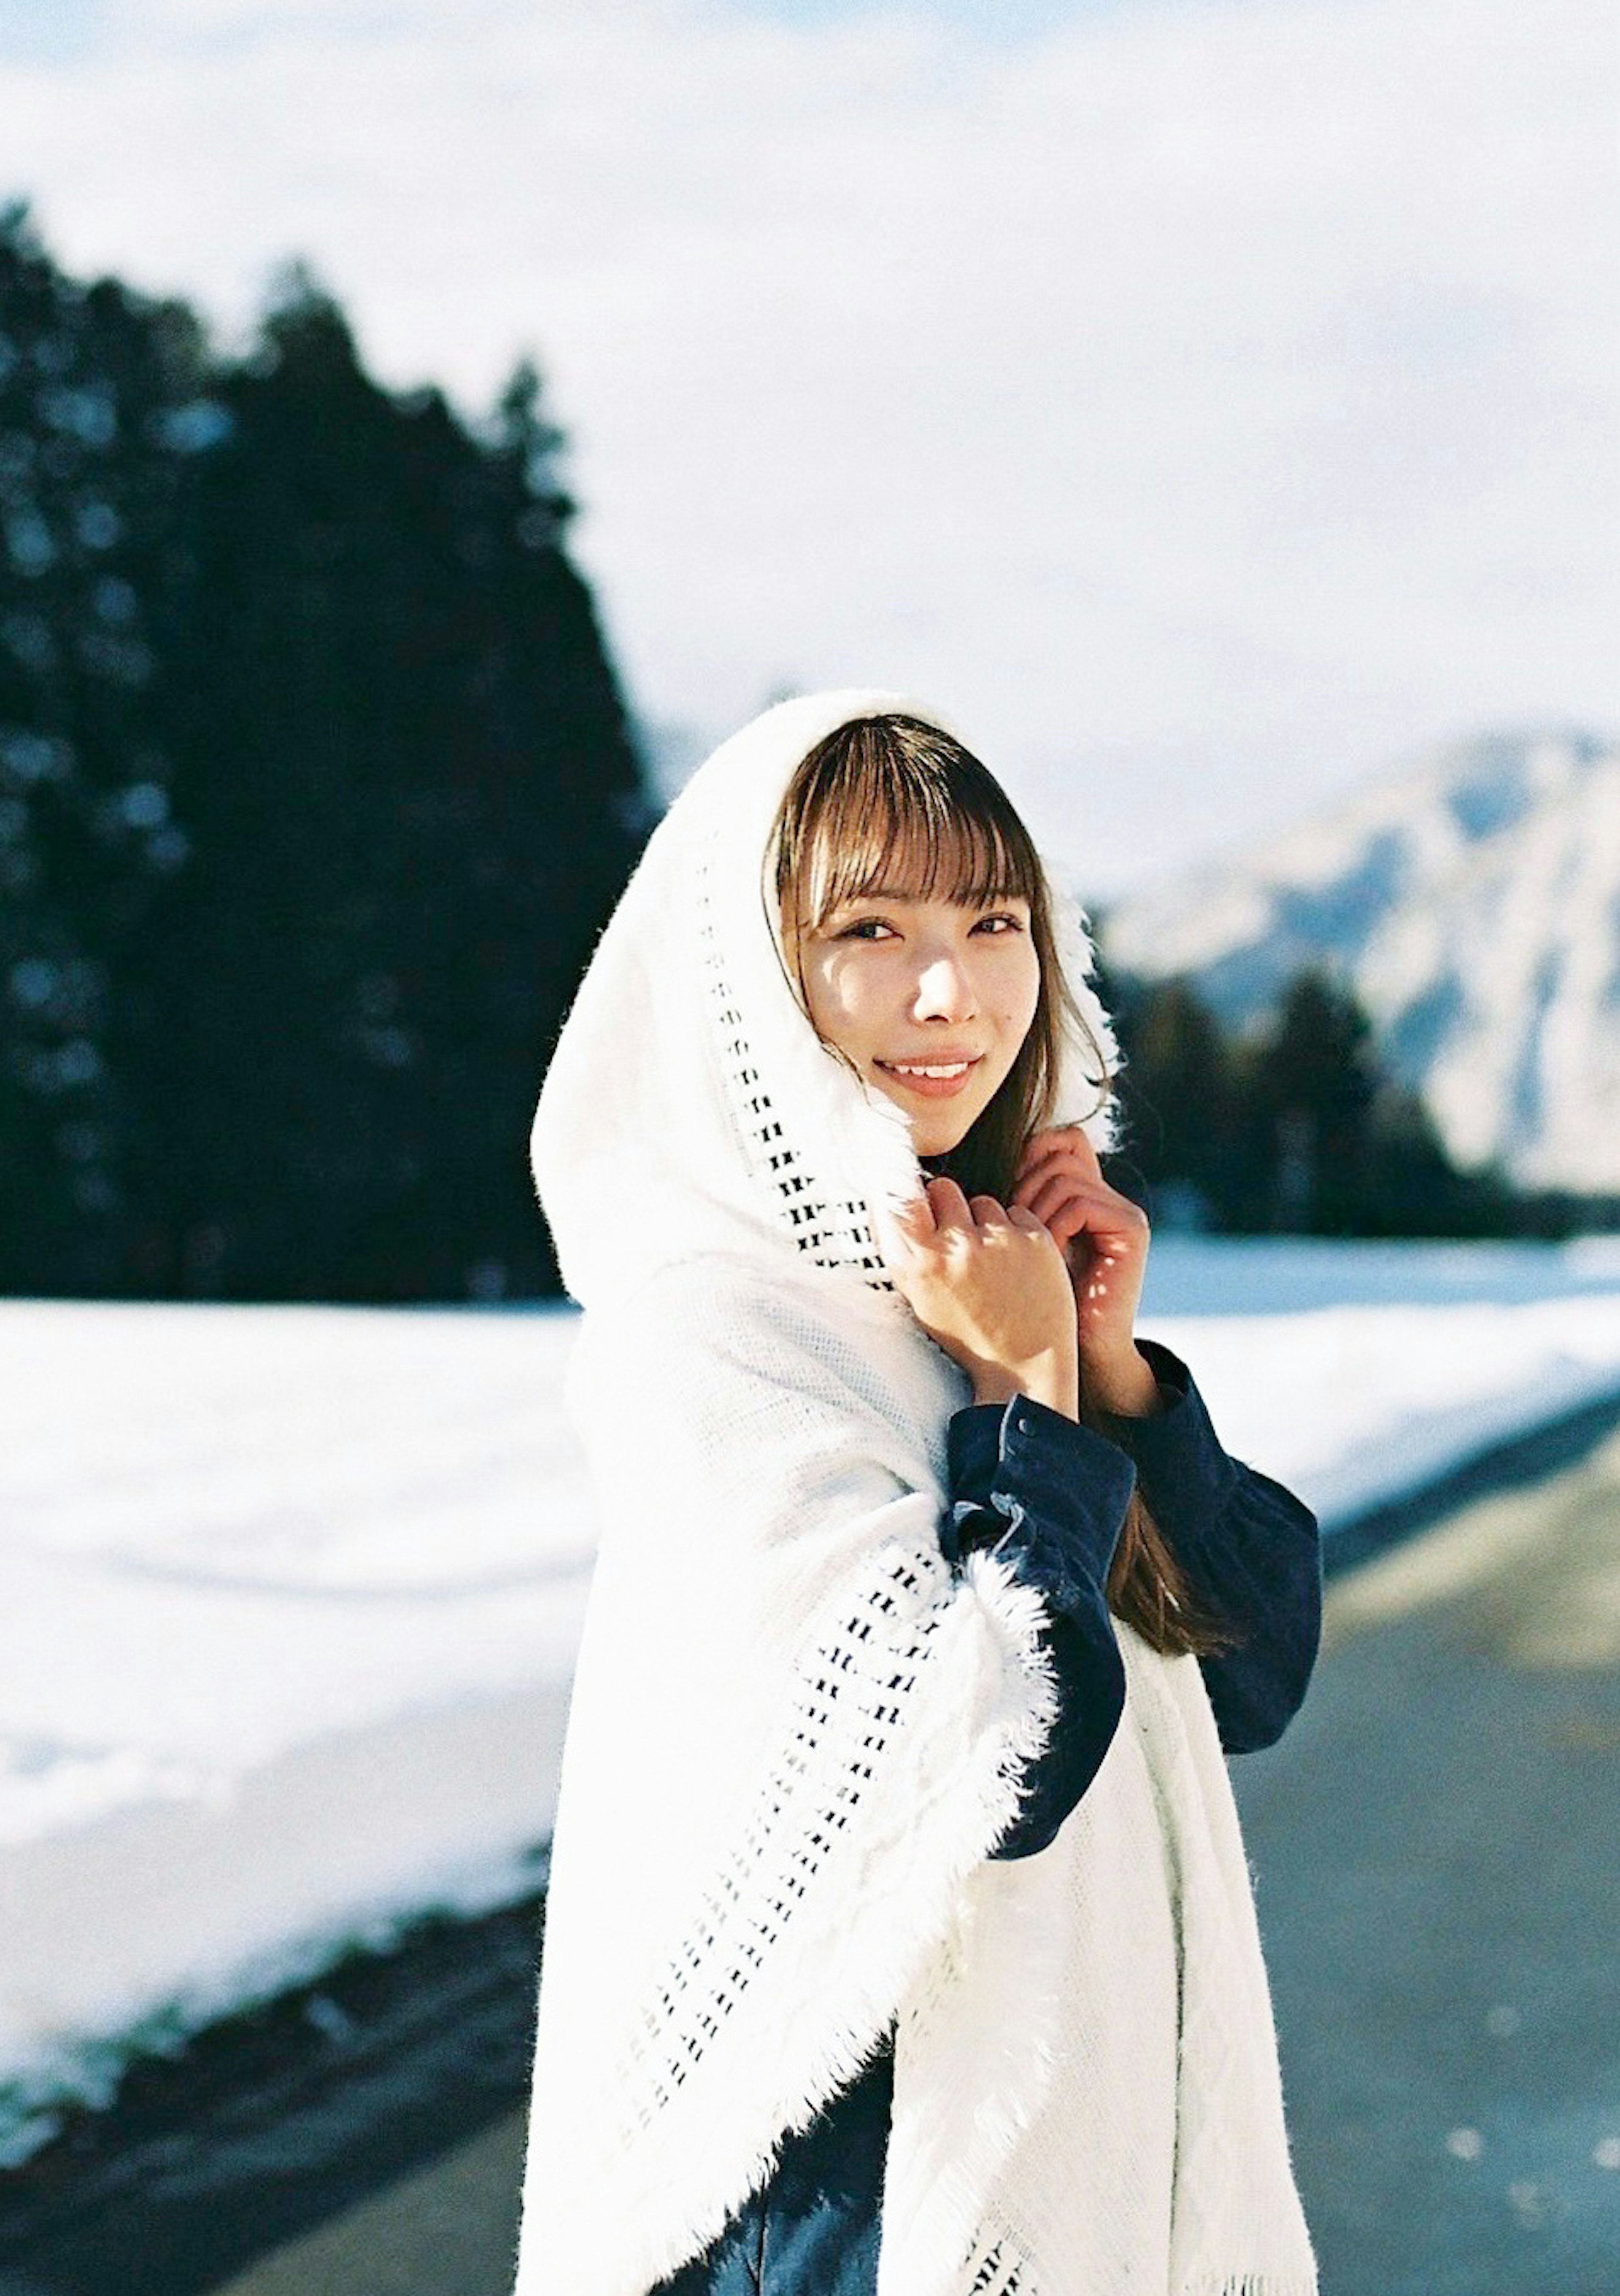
[529,685,1123,1320]
[515,707,1320,2296]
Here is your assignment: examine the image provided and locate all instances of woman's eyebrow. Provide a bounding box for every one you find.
[837,883,1027,906]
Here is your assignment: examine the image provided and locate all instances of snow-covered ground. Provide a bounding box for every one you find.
[5,1233,1620,2169]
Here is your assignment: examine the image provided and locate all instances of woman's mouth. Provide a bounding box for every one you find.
[874,1056,983,1099]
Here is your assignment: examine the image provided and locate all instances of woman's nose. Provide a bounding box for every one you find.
[912,953,977,1019]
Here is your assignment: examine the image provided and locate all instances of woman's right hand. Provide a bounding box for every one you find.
[878,1177,1080,1419]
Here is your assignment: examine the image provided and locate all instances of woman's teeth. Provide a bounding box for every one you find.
[875,1057,982,1096]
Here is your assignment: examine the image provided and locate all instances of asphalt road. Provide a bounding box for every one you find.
[1243,1406,1620,2294]
[9,1403,1620,2296]
[206,2115,526,2296]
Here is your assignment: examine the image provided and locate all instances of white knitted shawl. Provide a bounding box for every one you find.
[514,689,1318,2296]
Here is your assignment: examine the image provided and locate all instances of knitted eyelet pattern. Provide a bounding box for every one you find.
[609,1546,951,2137]
[696,850,897,1294]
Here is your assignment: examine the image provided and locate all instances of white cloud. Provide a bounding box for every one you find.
[2,0,1615,894]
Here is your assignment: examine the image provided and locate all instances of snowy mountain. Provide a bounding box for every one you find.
[1099,727,1620,1195]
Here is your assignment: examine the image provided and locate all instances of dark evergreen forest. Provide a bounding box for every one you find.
[0,203,1593,1304]
[0,202,652,1303]
[1087,951,1588,1240]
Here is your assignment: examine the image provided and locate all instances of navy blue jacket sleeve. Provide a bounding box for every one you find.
[1091,1338,1323,1755]
[942,1395,1137,1861]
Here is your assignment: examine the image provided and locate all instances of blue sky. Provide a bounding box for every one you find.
[3,0,101,65]
[0,0,1169,58]
[713,0,1150,31]
[2,0,1615,897]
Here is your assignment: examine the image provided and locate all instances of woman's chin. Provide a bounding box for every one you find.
[894,1100,972,1159]
[866,1070,983,1158]
[918,1121,960,1159]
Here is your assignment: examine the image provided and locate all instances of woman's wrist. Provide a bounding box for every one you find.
[972,1346,1079,1421]
[1080,1342,1163,1419]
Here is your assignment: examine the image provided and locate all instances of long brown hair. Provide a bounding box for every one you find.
[768,711,1244,1663]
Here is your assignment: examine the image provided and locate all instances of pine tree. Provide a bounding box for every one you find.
[141,259,651,1300]
[1233,965,1380,1232]
[1115,974,1236,1229]
[0,198,211,1292]
[3,221,653,1302]
[1099,946,1515,1237]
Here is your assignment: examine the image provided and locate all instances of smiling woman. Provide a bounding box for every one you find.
[516,690,1322,2296]
[764,710,1251,1659]
[788,871,1036,1130]
[769,712,1109,1202]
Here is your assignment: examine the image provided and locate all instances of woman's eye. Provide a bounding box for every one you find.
[839,918,894,940]
[975,913,1024,934]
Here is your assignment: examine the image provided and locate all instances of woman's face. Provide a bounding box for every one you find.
[786,882,1042,1157]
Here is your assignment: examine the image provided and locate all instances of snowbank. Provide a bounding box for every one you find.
[4,1237,1619,2164]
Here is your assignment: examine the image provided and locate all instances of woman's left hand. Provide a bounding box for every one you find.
[1010,1126,1159,1415]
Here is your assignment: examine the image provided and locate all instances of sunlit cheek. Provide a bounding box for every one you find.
[803,954,875,1056]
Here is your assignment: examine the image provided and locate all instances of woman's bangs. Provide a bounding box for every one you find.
[801,770,1036,925]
